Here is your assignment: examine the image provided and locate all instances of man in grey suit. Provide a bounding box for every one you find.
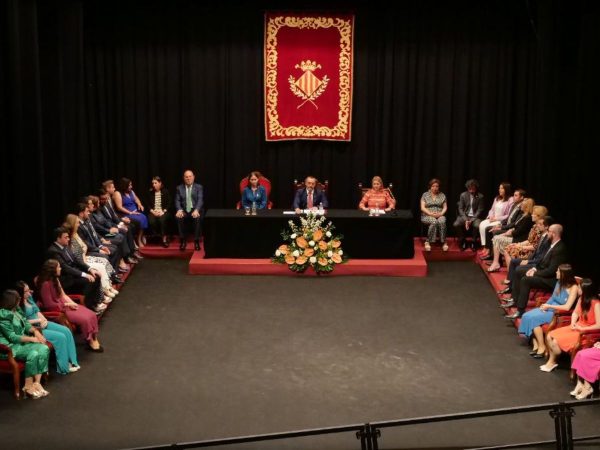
[175,170,204,251]
[453,179,485,251]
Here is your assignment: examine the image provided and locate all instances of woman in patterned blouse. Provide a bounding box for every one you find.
[359,176,396,212]
[420,178,448,251]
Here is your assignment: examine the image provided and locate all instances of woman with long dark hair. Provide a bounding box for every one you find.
[36,259,103,352]
[147,176,172,247]
[541,279,600,372]
[517,264,579,357]
[113,177,148,247]
[15,281,80,374]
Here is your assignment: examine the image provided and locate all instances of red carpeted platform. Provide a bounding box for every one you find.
[188,249,428,277]
[140,237,488,277]
[138,240,195,259]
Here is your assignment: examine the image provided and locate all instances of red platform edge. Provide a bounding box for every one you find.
[139,237,487,277]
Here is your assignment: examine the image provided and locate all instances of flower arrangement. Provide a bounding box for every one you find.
[272,212,347,274]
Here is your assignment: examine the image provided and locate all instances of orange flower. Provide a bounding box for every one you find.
[318,240,328,251]
[285,254,296,265]
[304,248,314,257]
[331,253,342,263]
[312,229,323,241]
[296,236,308,248]
[278,244,289,255]
[296,256,307,265]
[318,257,328,266]
[331,240,341,248]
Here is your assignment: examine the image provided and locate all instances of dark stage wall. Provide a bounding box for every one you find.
[1,0,598,288]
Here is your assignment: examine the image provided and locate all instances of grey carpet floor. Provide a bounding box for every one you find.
[1,260,599,450]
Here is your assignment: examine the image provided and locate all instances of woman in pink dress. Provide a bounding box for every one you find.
[541,279,600,372]
[570,342,600,399]
[36,259,104,352]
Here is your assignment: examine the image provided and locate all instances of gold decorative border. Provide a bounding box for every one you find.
[264,14,354,141]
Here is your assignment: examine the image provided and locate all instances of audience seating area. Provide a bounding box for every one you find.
[478,257,600,389]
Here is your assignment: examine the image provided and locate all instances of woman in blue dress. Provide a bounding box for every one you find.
[241,171,268,210]
[114,177,149,247]
[16,281,80,375]
[518,264,580,358]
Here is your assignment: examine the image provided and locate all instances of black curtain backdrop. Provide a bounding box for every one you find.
[1,0,598,288]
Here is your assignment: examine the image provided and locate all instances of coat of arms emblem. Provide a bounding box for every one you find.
[288,60,329,109]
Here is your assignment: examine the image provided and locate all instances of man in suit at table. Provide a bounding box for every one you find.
[293,176,329,214]
[175,170,204,251]
[504,224,568,319]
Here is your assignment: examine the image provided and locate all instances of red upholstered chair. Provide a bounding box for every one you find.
[570,330,600,380]
[236,176,273,209]
[0,343,25,399]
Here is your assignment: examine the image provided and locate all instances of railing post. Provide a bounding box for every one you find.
[356,423,381,450]
[356,424,368,450]
[549,402,575,450]
[369,424,381,450]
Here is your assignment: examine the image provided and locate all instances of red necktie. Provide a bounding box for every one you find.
[307,191,313,208]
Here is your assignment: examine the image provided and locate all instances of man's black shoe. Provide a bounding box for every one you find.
[497,287,512,294]
[470,241,477,251]
[111,275,123,284]
[460,240,467,251]
[194,240,201,251]
[179,240,187,251]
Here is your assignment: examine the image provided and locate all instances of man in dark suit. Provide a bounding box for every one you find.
[498,216,553,296]
[89,195,137,264]
[504,224,568,319]
[453,179,485,250]
[46,227,104,311]
[293,176,329,214]
[97,188,141,260]
[175,170,204,251]
[76,202,123,270]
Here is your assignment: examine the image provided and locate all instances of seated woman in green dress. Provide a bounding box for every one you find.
[0,289,51,399]
[15,281,80,375]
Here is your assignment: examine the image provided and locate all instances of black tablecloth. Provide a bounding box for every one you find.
[203,209,414,259]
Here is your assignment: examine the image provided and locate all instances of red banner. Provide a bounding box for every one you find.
[264,13,354,141]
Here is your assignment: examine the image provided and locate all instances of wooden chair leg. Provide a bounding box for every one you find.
[10,360,22,400]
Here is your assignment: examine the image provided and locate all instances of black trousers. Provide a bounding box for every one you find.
[61,275,103,309]
[514,273,555,313]
[176,213,202,240]
[149,212,172,237]
[453,217,481,241]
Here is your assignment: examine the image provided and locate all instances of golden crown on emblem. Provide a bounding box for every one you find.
[295,60,321,72]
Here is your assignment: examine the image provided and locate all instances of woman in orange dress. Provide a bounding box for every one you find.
[359,176,395,212]
[541,279,600,372]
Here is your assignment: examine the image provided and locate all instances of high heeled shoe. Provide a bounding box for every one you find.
[575,385,594,400]
[570,382,584,397]
[33,382,49,397]
[22,386,42,399]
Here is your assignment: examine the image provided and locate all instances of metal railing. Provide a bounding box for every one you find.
[126,398,600,450]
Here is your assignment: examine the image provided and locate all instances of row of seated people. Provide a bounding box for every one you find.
[420,179,542,255]
[106,170,531,257]
[505,266,600,399]
[103,170,396,252]
[450,184,600,398]
[0,179,149,399]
